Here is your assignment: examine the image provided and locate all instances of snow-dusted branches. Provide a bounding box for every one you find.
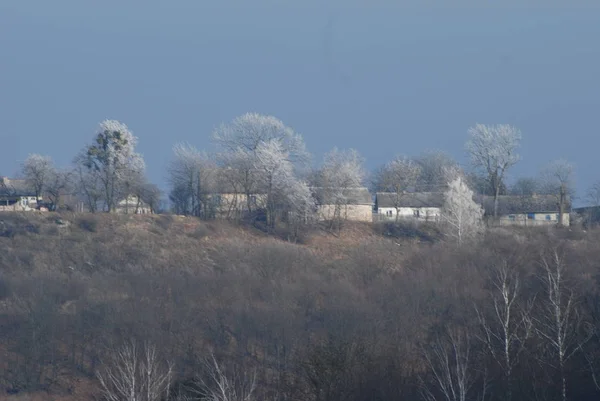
[193,353,257,401]
[441,176,484,246]
[319,148,365,189]
[76,120,145,212]
[213,113,309,164]
[96,340,174,401]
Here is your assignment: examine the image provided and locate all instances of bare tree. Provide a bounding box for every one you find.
[168,143,216,218]
[193,353,257,401]
[74,160,102,213]
[420,327,484,401]
[540,159,574,227]
[21,154,54,202]
[415,150,460,192]
[75,120,145,212]
[476,260,533,401]
[509,177,539,197]
[534,249,591,401]
[96,339,174,401]
[372,156,421,222]
[466,124,521,218]
[45,168,73,211]
[441,176,484,246]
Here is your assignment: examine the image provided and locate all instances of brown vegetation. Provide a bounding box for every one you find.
[0,212,599,401]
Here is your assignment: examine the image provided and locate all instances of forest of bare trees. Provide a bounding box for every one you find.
[0,212,599,400]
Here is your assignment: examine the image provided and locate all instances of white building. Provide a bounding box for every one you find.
[374,192,444,222]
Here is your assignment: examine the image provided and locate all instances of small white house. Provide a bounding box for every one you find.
[114,195,153,214]
[476,194,570,226]
[374,192,444,222]
[0,177,40,211]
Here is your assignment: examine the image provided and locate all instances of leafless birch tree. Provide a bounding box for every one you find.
[421,328,484,401]
[476,260,533,401]
[534,249,592,401]
[192,353,257,401]
[96,340,174,401]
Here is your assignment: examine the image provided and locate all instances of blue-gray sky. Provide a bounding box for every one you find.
[1,1,599,202]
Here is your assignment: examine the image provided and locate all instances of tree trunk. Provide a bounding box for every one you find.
[493,183,500,219]
[558,183,566,227]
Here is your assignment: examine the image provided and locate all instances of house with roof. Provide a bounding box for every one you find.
[0,177,40,211]
[114,195,154,214]
[475,194,569,226]
[311,187,373,222]
[374,192,444,222]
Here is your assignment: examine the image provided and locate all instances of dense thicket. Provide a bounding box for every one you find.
[0,213,599,401]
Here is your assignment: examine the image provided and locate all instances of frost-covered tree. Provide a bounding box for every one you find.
[21,154,54,202]
[254,140,314,227]
[314,148,366,224]
[415,150,460,192]
[168,143,216,218]
[75,120,145,212]
[466,124,521,218]
[442,176,484,246]
[372,156,421,222]
[212,113,311,222]
[213,113,309,163]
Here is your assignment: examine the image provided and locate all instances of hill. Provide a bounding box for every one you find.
[0,212,599,401]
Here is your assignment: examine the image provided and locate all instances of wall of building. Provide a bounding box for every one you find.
[317,204,372,222]
[376,206,441,221]
[114,197,153,214]
[498,212,570,226]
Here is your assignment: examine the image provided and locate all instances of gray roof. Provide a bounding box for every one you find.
[375,192,444,208]
[475,194,567,215]
[311,187,372,205]
[0,177,35,197]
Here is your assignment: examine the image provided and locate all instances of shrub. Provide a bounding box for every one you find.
[77,215,98,232]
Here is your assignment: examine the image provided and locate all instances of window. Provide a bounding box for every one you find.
[546,214,551,221]
[213,195,222,205]
[249,195,257,205]
[527,213,535,220]
[386,210,393,216]
[413,209,420,218]
[508,215,516,221]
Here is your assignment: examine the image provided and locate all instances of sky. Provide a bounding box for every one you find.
[1,1,599,204]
